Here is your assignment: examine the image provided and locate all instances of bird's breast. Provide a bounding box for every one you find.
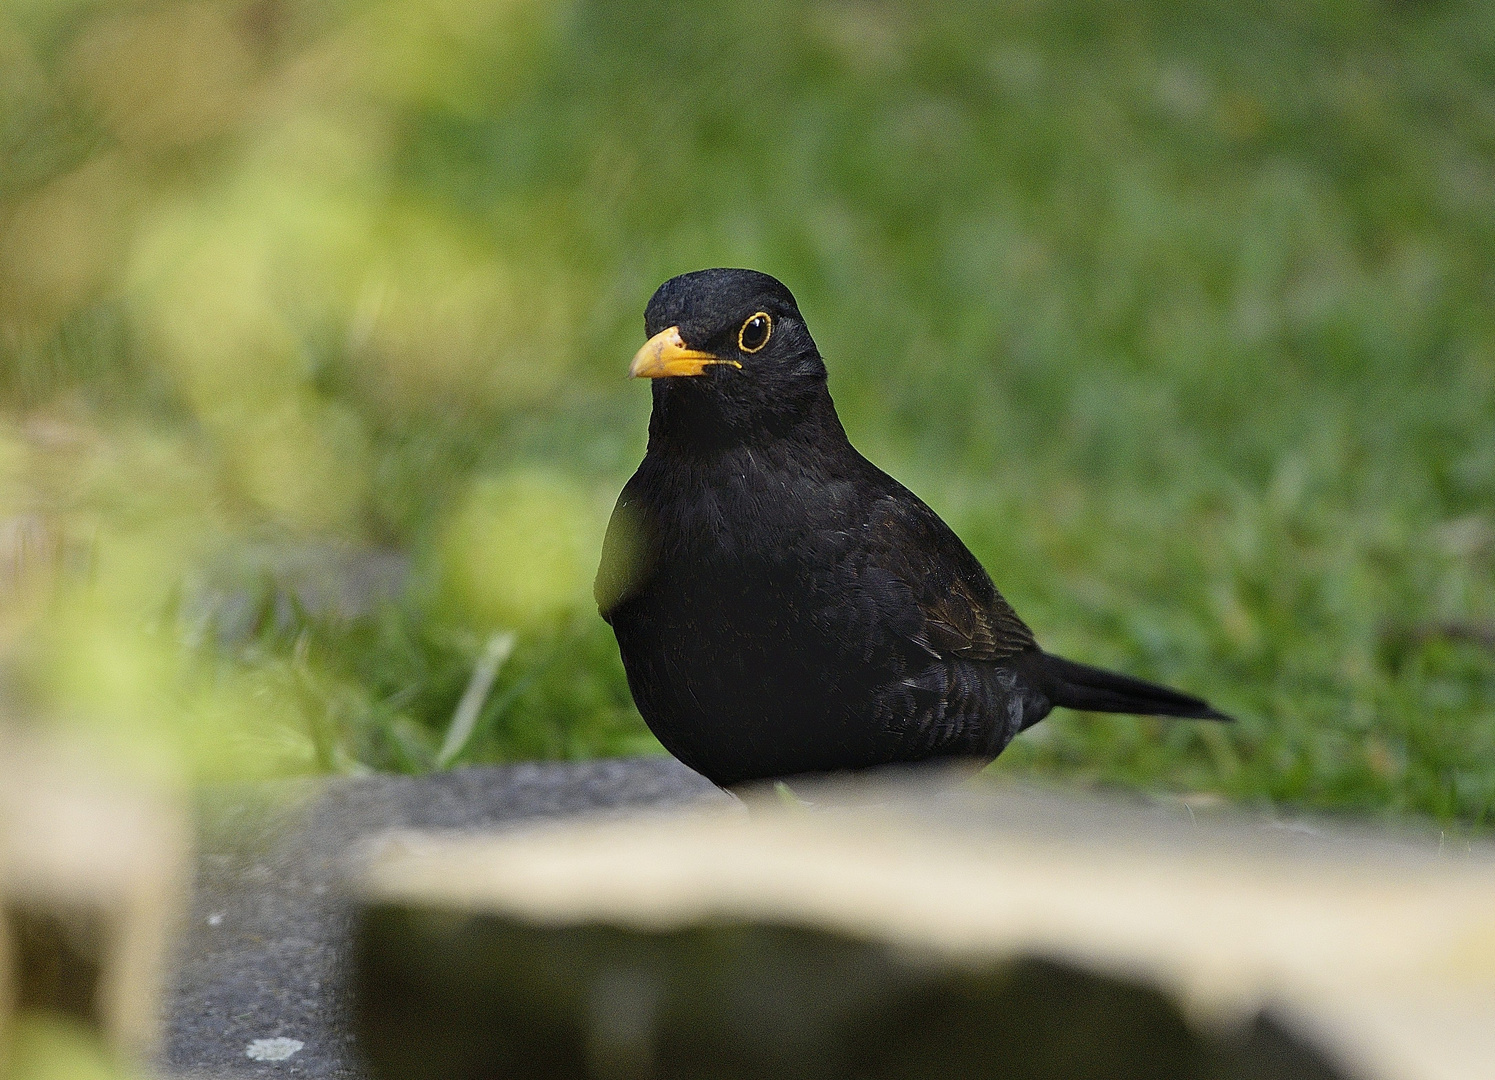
[603,443,955,782]
[642,448,858,584]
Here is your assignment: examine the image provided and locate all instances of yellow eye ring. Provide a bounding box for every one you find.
[738,312,772,353]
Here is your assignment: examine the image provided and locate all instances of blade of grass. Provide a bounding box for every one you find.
[436,631,516,769]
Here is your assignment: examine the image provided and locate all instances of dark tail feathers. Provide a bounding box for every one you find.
[1021,651,1233,722]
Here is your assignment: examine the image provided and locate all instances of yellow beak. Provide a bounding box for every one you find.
[628,326,742,378]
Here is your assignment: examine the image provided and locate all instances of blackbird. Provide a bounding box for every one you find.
[596,268,1230,787]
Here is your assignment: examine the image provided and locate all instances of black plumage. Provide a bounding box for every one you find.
[597,268,1230,787]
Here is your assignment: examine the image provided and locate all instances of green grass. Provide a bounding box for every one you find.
[2,0,1493,824]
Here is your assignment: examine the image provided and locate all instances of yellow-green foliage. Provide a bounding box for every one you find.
[3,1016,142,1080]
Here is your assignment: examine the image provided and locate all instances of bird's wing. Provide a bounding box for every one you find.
[594,482,654,622]
[864,485,1037,663]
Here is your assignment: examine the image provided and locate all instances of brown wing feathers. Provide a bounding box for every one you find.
[870,491,1037,664]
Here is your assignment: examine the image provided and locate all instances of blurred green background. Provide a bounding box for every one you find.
[1,0,1492,822]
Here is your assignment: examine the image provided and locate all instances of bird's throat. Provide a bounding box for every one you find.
[647,376,845,457]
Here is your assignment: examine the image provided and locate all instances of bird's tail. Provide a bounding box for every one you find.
[1020,651,1233,722]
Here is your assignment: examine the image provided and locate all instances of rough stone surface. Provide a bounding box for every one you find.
[165,758,726,1079]
[161,759,1473,1080]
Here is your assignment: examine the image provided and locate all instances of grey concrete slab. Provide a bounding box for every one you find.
[165,758,725,1079]
[164,759,1477,1080]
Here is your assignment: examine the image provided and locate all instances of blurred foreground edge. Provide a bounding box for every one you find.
[0,729,190,1073]
[353,772,1495,1080]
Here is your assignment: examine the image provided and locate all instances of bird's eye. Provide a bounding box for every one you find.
[738,312,772,353]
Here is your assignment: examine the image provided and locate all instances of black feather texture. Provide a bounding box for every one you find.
[1015,653,1233,723]
[598,269,1231,787]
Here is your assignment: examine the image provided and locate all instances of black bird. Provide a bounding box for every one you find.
[596,268,1230,787]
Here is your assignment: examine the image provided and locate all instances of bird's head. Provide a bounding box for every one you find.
[631,269,830,441]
